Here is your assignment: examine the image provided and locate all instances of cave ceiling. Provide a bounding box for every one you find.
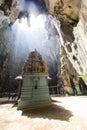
[0,0,82,42]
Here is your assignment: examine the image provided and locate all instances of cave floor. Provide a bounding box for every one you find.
[0,96,87,130]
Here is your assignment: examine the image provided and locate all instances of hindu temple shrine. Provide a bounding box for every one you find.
[18,49,51,109]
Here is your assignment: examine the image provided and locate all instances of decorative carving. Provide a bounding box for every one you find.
[23,49,48,74]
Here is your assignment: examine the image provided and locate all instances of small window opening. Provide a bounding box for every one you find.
[34,80,38,89]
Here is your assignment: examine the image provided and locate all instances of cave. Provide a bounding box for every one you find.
[0,0,87,96]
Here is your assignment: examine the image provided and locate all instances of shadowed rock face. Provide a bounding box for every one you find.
[46,0,81,25]
[0,0,47,24]
[46,0,81,42]
[0,0,81,24]
[0,0,20,24]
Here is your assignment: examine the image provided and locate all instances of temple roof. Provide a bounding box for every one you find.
[23,49,48,74]
[28,49,42,61]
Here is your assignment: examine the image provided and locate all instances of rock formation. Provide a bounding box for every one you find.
[0,0,87,94]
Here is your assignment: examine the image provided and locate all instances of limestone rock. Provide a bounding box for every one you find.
[0,0,87,94]
[60,46,79,94]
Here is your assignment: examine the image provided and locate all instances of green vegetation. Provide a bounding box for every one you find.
[81,73,87,84]
[78,74,87,95]
[76,86,82,95]
[69,87,74,95]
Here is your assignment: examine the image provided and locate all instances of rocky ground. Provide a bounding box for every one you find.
[0,96,87,130]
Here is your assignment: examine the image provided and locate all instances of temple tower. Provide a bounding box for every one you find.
[18,49,51,109]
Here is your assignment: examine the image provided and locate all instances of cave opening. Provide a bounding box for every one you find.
[0,1,61,95]
[11,13,60,89]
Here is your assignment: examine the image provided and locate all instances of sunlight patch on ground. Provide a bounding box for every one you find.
[52,96,87,119]
[0,97,87,130]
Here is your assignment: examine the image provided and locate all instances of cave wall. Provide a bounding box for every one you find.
[0,0,87,94]
[45,0,87,94]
